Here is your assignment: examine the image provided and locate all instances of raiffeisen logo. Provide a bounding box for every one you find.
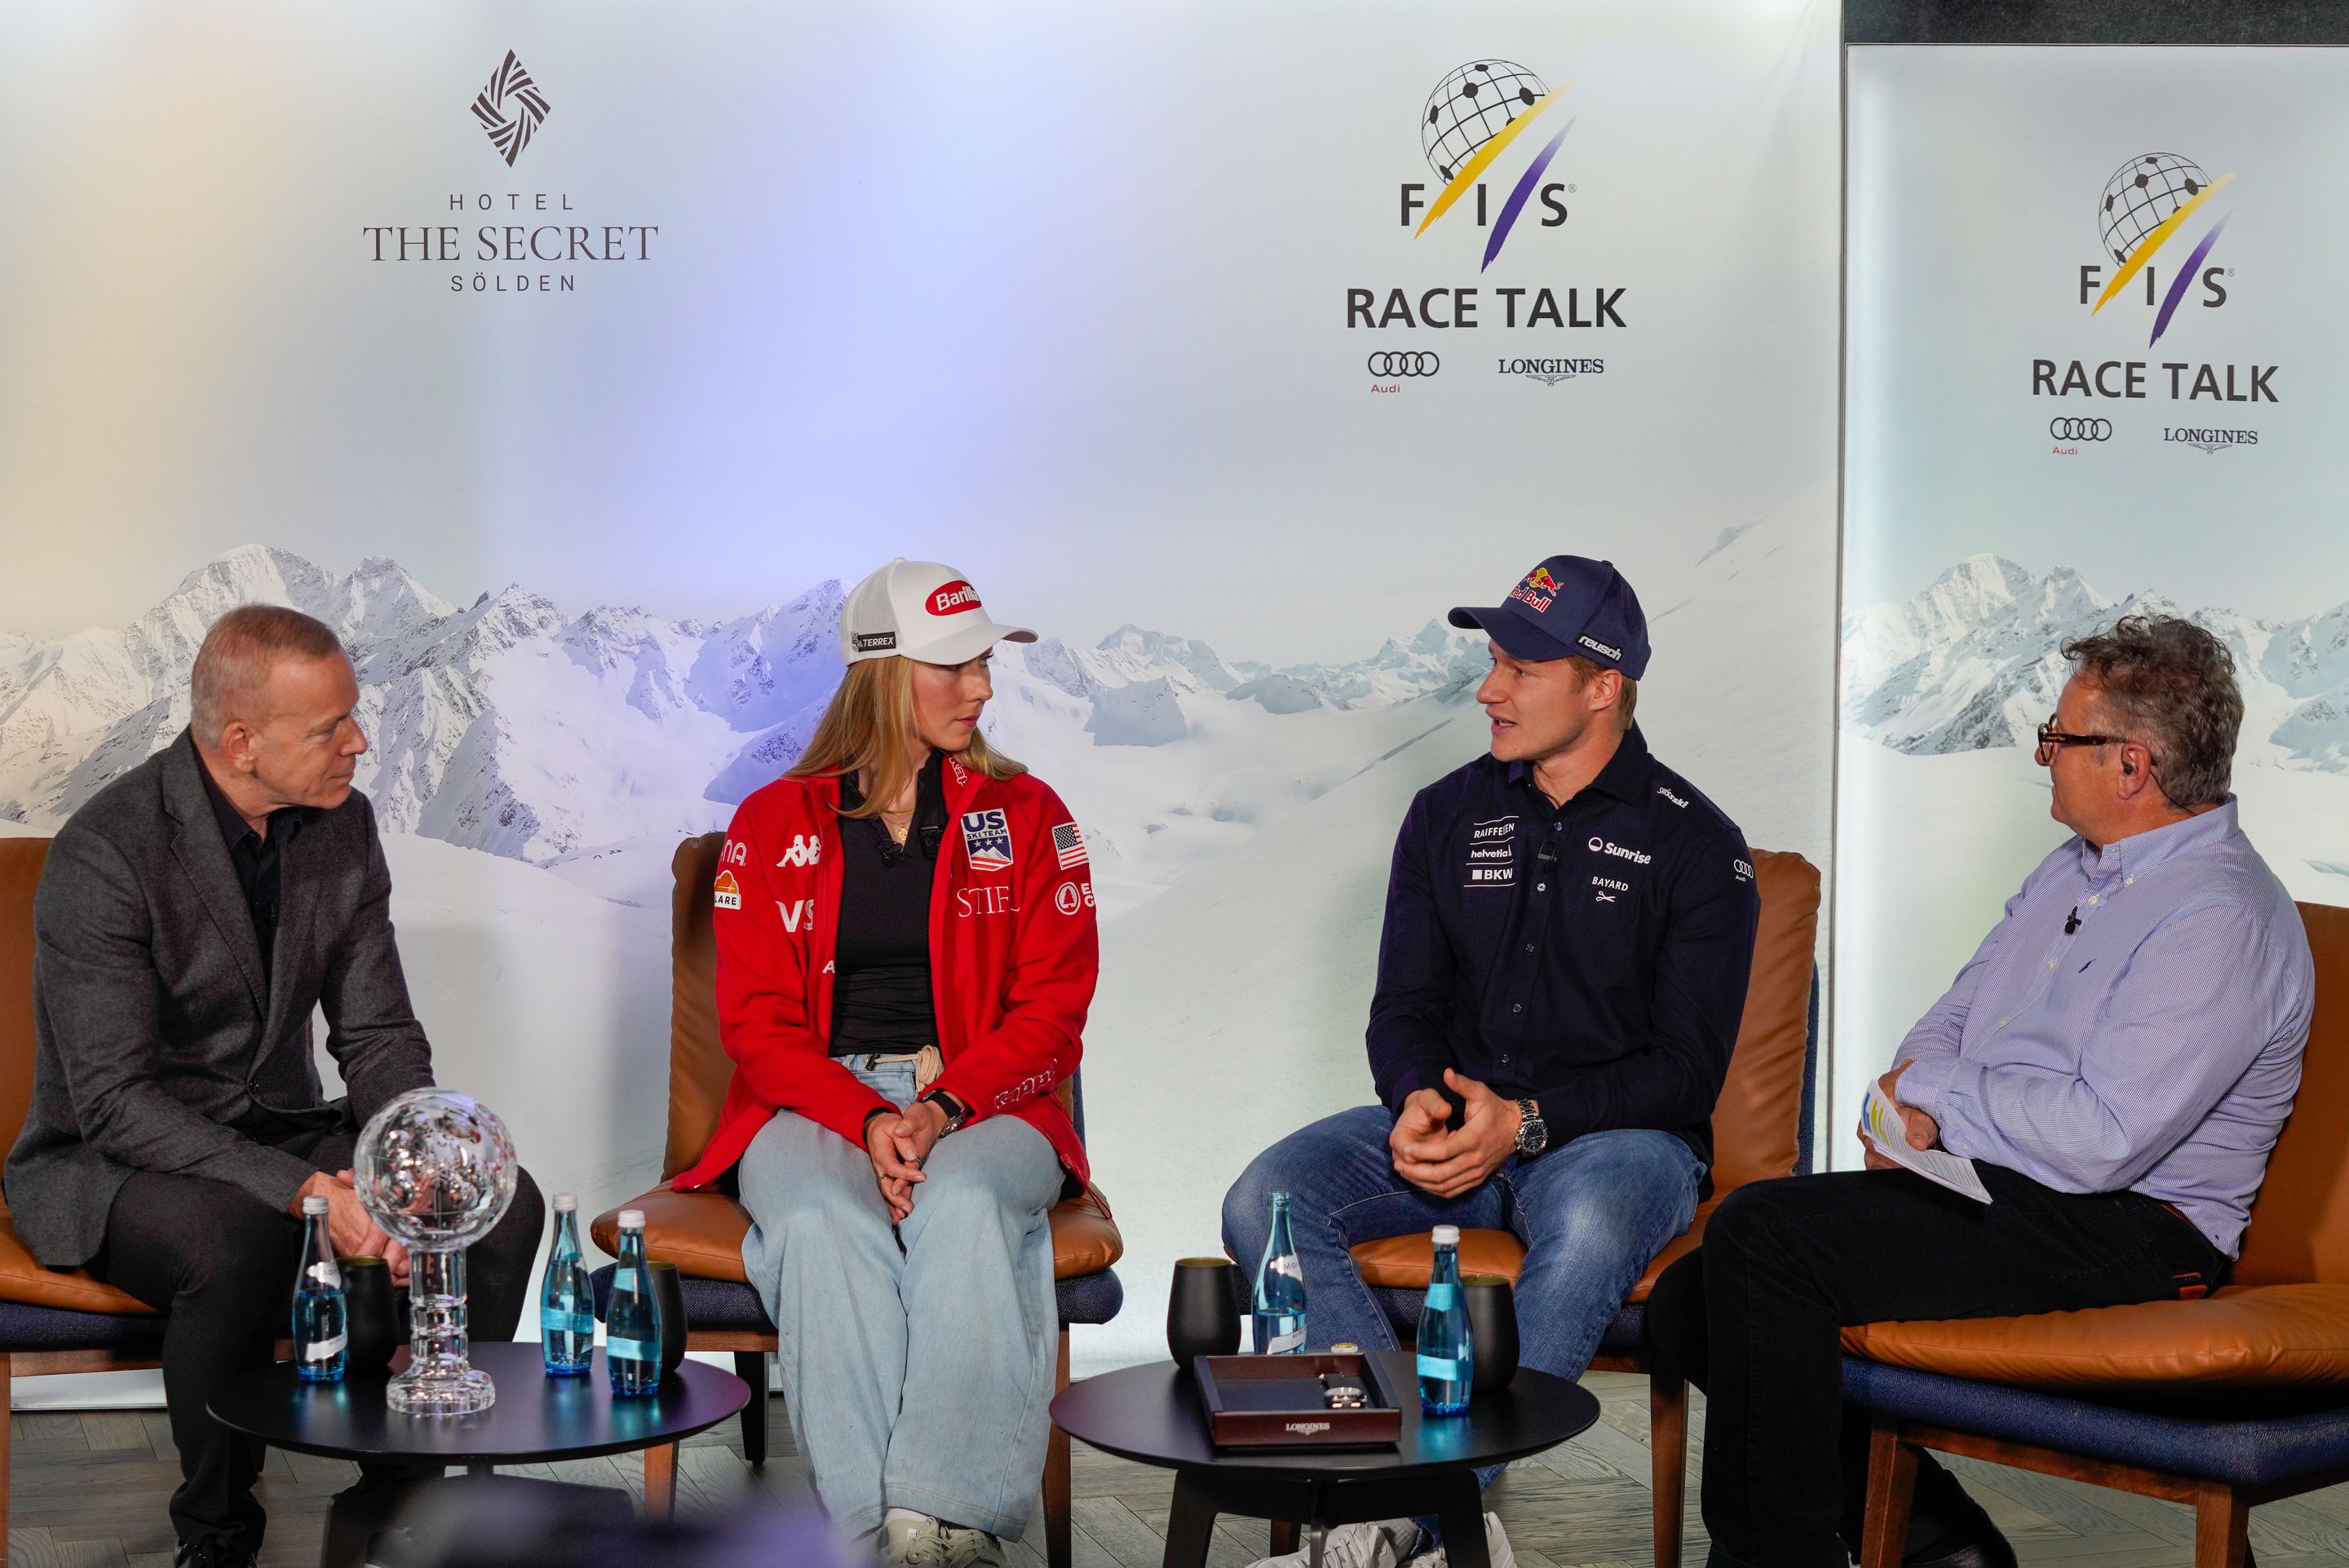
[2079,152,2236,347]
[1402,61,1575,272]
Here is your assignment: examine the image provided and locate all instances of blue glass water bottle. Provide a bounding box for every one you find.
[1252,1192,1308,1354]
[1417,1224,1473,1415]
[540,1191,595,1376]
[606,1208,663,1397]
[291,1195,348,1383]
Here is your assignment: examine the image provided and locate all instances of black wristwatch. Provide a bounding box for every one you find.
[926,1091,973,1137]
[1513,1098,1548,1157]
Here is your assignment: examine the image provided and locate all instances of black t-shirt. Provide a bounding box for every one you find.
[829,757,945,1057]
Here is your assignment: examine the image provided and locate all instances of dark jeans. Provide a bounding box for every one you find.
[1644,1164,2226,1568]
[90,1127,546,1557]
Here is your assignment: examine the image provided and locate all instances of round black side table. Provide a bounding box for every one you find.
[210,1342,749,1568]
[1050,1350,1599,1568]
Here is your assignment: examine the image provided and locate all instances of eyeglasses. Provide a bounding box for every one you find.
[2034,717,2152,769]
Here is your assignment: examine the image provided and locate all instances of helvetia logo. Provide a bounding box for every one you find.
[471,51,551,167]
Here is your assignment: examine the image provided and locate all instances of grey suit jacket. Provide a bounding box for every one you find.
[4,730,436,1267]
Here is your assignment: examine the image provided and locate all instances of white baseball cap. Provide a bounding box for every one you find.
[839,558,1036,666]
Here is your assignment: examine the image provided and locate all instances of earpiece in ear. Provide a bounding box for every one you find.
[2121,762,2134,775]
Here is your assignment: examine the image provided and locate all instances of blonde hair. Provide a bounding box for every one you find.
[788,656,1024,816]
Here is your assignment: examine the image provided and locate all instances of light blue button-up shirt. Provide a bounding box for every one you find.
[1896,798,2313,1257]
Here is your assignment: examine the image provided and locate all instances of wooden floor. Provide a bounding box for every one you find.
[16,1373,2349,1566]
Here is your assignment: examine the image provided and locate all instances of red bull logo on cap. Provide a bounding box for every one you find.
[1508,564,1560,612]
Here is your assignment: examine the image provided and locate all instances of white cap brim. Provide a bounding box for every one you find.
[900,617,1036,666]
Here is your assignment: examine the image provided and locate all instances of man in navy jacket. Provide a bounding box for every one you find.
[1226,556,1761,1568]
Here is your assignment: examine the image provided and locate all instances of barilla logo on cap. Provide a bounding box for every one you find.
[1577,634,1622,660]
[928,581,982,616]
[1508,565,1560,613]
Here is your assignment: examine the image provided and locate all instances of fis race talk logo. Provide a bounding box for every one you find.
[1400,60,1574,271]
[2080,152,2235,346]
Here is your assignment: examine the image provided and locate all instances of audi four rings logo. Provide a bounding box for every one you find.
[1369,351,1440,378]
[2050,417,2112,441]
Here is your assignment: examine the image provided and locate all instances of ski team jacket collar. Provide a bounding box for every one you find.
[672,753,1098,1194]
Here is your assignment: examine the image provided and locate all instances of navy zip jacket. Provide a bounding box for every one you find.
[1366,724,1761,1173]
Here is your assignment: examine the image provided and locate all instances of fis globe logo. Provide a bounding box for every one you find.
[2080,152,2235,347]
[1405,61,1575,271]
[2031,149,2274,431]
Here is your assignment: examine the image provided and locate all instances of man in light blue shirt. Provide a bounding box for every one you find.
[1648,615,2314,1568]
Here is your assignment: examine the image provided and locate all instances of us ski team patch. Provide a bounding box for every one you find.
[961,809,1014,872]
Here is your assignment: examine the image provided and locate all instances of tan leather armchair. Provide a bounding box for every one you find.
[588,833,1123,1564]
[1851,899,2349,1568]
[1343,847,1822,1568]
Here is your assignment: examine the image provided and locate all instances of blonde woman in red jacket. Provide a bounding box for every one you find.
[672,559,1098,1568]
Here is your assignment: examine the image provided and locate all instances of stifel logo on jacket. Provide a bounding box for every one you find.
[671,756,1099,1192]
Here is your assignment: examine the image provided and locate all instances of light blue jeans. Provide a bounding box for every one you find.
[1223,1107,1705,1494]
[739,1054,1065,1539]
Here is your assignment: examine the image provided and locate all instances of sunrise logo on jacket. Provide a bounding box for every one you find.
[961,808,1015,872]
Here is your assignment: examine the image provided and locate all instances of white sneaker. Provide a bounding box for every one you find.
[1402,1513,1515,1568]
[1241,1518,1421,1568]
[878,1514,1006,1567]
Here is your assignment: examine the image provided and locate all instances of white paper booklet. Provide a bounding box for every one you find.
[1862,1080,1993,1203]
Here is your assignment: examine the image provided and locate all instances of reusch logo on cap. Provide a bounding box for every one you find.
[929,581,981,616]
[1577,634,1621,659]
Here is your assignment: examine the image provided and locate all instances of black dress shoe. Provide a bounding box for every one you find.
[172,1541,258,1568]
[1904,1524,2017,1568]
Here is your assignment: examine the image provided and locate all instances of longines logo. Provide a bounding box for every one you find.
[471,51,551,167]
[360,49,661,298]
[1498,356,1603,386]
[2165,426,2259,453]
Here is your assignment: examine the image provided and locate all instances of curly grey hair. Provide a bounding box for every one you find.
[2059,613,2243,809]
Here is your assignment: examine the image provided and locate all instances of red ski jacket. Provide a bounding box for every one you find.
[672,754,1098,1193]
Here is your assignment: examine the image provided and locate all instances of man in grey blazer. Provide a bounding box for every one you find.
[5,605,545,1568]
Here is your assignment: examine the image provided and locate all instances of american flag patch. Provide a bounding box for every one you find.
[1051,821,1088,870]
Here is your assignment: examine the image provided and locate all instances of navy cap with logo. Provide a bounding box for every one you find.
[1448,555,1651,679]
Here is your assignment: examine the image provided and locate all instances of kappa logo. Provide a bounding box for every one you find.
[928,581,982,616]
[776,833,821,869]
[712,870,742,911]
[962,808,1015,872]
[1656,785,1688,809]
[1588,836,1652,865]
[1577,634,1621,660]
[776,899,816,933]
[1055,880,1097,916]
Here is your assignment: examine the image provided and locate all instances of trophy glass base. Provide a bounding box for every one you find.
[385,1363,497,1416]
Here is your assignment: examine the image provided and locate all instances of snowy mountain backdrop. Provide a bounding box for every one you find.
[0,545,1493,912]
[1842,553,2349,772]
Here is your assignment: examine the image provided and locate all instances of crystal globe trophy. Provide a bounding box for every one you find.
[356,1089,518,1416]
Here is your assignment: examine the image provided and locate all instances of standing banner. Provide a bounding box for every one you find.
[2,0,1838,1378]
[1839,46,2349,1146]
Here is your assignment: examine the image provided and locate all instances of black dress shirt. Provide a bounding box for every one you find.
[1365,725,1761,1171]
[193,755,316,984]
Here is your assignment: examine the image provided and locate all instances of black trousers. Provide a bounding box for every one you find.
[1644,1164,2225,1568]
[89,1127,546,1555]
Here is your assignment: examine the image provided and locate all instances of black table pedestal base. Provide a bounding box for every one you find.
[1164,1465,1489,1568]
[321,1472,639,1568]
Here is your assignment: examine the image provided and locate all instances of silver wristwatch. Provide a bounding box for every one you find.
[1513,1098,1548,1157]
